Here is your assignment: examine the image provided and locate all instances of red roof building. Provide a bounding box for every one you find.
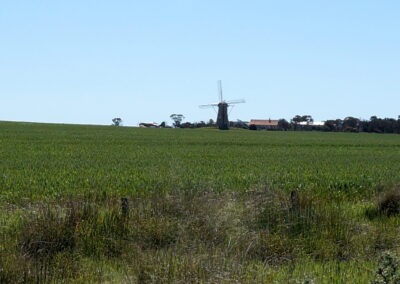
[249,119,279,130]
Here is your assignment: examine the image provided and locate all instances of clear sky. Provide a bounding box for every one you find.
[1,1,399,126]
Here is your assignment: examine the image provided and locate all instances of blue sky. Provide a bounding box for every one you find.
[1,1,399,126]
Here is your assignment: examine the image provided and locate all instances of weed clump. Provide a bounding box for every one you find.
[19,207,77,259]
[378,187,400,217]
[372,252,400,284]
[365,186,400,219]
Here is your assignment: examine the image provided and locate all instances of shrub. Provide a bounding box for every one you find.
[378,188,400,217]
[372,252,400,284]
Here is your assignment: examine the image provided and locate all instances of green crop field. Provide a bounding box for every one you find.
[1,121,400,283]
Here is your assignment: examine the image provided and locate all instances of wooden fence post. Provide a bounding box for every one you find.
[290,190,298,211]
[121,197,129,217]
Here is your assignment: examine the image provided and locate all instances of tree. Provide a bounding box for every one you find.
[397,116,400,134]
[170,114,185,128]
[301,115,313,125]
[343,117,360,132]
[291,115,313,130]
[181,122,194,128]
[291,115,302,124]
[112,117,122,126]
[196,121,206,128]
[368,116,382,133]
[291,115,302,130]
[278,119,290,131]
[324,120,336,131]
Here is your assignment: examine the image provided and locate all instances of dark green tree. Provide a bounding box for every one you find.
[291,115,302,130]
[170,114,185,128]
[278,119,290,131]
[343,117,360,132]
[112,118,122,126]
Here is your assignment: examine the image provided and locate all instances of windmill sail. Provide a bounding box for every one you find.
[218,80,223,102]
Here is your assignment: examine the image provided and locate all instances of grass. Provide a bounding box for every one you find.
[1,121,400,282]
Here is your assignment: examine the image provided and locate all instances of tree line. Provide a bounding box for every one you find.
[114,114,400,134]
[167,114,400,133]
[323,116,400,133]
[276,115,400,134]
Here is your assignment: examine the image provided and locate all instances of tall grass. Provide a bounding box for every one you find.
[1,188,400,282]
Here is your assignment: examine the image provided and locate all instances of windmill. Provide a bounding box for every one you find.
[200,80,245,130]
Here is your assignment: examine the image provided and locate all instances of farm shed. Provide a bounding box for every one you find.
[249,119,279,130]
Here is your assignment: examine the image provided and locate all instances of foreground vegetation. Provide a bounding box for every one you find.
[1,121,400,283]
